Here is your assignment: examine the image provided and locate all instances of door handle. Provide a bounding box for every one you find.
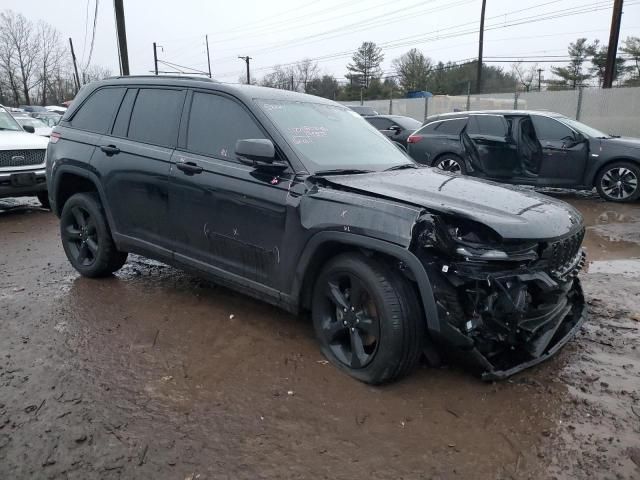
[100,145,120,156]
[176,161,203,175]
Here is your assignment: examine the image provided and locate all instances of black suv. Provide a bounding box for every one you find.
[407,110,640,202]
[47,77,587,384]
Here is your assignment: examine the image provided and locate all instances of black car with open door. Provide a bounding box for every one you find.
[407,110,640,202]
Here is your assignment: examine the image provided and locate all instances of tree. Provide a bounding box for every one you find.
[392,48,431,92]
[346,41,383,88]
[547,38,591,89]
[620,36,640,85]
[37,21,64,105]
[511,61,539,92]
[306,74,339,99]
[260,65,294,89]
[426,60,516,95]
[295,58,319,93]
[587,39,627,87]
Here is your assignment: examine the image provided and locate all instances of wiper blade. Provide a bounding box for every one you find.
[384,163,418,171]
[313,168,373,176]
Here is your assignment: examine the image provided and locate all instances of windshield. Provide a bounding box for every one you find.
[0,109,23,131]
[558,117,609,138]
[256,99,410,172]
[15,116,49,129]
[393,116,422,131]
[34,114,61,127]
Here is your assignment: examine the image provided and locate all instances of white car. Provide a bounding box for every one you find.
[13,114,53,137]
[45,105,67,115]
[0,105,50,207]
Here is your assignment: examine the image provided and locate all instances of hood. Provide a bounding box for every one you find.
[598,136,640,151]
[0,130,49,150]
[321,168,582,240]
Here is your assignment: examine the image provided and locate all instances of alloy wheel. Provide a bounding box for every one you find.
[437,158,462,174]
[600,167,638,200]
[62,206,99,266]
[317,273,381,369]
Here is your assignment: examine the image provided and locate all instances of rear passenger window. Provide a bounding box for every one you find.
[419,121,441,134]
[436,118,467,135]
[70,88,125,133]
[127,89,184,147]
[367,117,393,130]
[186,92,265,160]
[111,89,137,137]
[468,115,508,137]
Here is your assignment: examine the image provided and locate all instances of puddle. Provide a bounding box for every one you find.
[587,259,640,277]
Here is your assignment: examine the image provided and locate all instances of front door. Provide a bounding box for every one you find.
[169,91,291,288]
[530,114,589,186]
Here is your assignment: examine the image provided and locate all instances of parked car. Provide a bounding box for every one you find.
[364,114,422,148]
[407,110,640,202]
[18,105,49,114]
[47,77,586,384]
[13,114,53,137]
[45,105,67,115]
[0,105,50,207]
[346,105,378,116]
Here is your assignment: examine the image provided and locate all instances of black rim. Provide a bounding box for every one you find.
[317,272,381,369]
[62,206,99,266]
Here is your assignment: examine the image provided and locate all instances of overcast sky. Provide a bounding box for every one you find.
[4,0,640,83]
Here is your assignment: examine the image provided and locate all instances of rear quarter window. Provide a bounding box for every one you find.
[436,118,467,135]
[70,87,125,133]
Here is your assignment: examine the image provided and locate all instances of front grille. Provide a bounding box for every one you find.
[0,149,46,168]
[547,228,585,272]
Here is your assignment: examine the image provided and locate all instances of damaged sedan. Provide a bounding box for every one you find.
[47,77,586,384]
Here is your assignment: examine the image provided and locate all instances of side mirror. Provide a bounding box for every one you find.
[23,125,35,134]
[235,139,287,171]
[390,125,402,134]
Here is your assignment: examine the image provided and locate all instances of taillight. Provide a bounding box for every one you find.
[49,132,61,144]
[407,135,423,144]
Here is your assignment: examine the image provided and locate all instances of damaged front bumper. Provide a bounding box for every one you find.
[419,249,587,381]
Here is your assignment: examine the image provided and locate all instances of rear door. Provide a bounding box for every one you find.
[92,87,185,255]
[463,114,519,179]
[169,90,292,288]
[530,114,588,186]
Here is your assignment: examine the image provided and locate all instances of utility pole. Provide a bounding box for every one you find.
[205,35,212,78]
[476,0,487,94]
[290,74,294,91]
[68,38,81,93]
[603,0,624,88]
[153,42,158,75]
[238,56,251,84]
[113,0,130,75]
[537,68,543,91]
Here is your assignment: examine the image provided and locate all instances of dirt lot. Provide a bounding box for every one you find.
[1,192,639,480]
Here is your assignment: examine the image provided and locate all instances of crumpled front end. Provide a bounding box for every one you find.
[413,213,587,380]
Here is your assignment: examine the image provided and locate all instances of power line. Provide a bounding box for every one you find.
[83,0,99,72]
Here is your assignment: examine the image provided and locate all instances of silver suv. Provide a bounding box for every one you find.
[0,105,50,207]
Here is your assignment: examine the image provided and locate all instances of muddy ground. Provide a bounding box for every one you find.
[0,192,638,480]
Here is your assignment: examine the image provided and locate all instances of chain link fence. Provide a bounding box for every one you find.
[341,86,640,137]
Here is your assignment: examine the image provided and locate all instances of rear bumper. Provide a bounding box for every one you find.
[0,168,47,198]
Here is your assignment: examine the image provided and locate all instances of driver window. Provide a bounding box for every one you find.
[531,115,574,142]
[186,92,266,161]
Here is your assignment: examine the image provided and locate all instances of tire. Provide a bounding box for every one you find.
[434,154,465,174]
[595,161,640,202]
[37,191,50,209]
[311,253,424,385]
[60,192,128,277]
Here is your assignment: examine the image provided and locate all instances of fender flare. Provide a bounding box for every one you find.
[51,164,118,236]
[587,156,640,187]
[290,231,441,333]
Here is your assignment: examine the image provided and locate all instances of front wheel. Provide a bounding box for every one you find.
[595,161,640,202]
[60,192,128,277]
[312,253,424,384]
[435,155,465,174]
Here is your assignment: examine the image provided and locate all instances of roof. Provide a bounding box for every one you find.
[428,109,564,121]
[363,114,415,120]
[94,76,337,106]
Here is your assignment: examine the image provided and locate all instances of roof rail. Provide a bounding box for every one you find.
[107,75,217,82]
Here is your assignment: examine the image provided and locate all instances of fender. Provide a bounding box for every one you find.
[290,231,441,333]
[50,164,119,241]
[585,156,640,187]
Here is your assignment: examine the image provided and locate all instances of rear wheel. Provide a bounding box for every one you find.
[435,155,465,174]
[37,191,50,209]
[60,192,128,277]
[312,253,424,384]
[595,161,640,202]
